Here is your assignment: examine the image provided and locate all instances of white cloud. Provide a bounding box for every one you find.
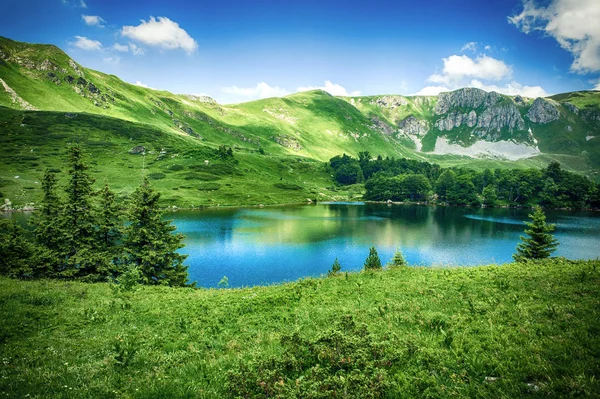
[461,41,478,52]
[415,51,549,97]
[82,15,104,27]
[221,82,288,100]
[103,56,120,64]
[593,79,600,90]
[428,54,512,85]
[129,42,145,56]
[297,81,361,96]
[73,36,102,51]
[484,45,492,51]
[509,0,600,73]
[413,85,451,96]
[113,43,129,52]
[121,16,198,54]
[80,0,87,8]
[133,81,156,90]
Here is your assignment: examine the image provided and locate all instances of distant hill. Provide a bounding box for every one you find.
[1,36,599,206]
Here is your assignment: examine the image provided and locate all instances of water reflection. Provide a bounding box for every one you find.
[4,204,599,288]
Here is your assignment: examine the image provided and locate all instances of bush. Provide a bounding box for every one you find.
[226,315,399,398]
[147,172,166,180]
[273,183,302,190]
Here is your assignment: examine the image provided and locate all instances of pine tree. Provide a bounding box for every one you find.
[390,248,407,267]
[124,177,190,286]
[328,258,342,276]
[513,206,559,262]
[31,169,63,277]
[0,219,34,278]
[96,184,124,276]
[364,247,382,270]
[61,144,105,280]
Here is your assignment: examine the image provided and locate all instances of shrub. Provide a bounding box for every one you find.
[147,172,165,180]
[328,258,341,276]
[226,315,399,398]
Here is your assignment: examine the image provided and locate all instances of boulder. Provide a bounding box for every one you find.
[128,146,146,155]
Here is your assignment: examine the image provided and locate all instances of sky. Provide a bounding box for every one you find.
[1,0,599,104]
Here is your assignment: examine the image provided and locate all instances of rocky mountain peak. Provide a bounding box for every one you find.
[435,87,501,115]
[184,94,217,104]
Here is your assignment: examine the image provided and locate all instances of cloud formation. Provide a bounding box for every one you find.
[428,54,512,85]
[297,81,361,96]
[121,17,198,54]
[461,42,478,52]
[509,0,600,73]
[113,43,129,52]
[415,51,548,97]
[82,15,104,27]
[222,82,289,100]
[73,36,102,51]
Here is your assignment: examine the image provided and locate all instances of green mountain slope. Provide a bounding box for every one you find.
[1,36,599,206]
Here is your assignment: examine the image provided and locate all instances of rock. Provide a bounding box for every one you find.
[204,160,209,165]
[563,102,579,114]
[513,95,524,104]
[370,95,408,109]
[88,82,100,94]
[527,98,559,124]
[271,135,302,150]
[77,77,87,86]
[46,72,60,85]
[307,198,313,203]
[128,146,146,154]
[398,115,429,136]
[68,59,84,77]
[184,94,217,104]
[387,199,393,204]
[0,198,12,211]
[65,113,77,118]
[370,116,395,135]
[22,204,35,211]
[435,88,501,115]
[65,75,74,84]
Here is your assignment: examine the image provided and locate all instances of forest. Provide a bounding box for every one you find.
[329,152,600,209]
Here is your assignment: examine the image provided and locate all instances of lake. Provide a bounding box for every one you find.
[5,203,599,288]
[168,203,600,288]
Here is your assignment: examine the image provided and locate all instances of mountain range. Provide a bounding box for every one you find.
[1,36,599,207]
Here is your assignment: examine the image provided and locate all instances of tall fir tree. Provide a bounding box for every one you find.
[124,177,190,287]
[364,246,382,270]
[513,206,559,262]
[31,169,63,277]
[0,219,34,278]
[96,184,124,276]
[61,144,105,280]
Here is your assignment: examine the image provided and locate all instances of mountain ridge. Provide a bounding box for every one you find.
[0,36,599,207]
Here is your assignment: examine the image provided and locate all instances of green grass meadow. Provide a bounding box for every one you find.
[1,258,598,398]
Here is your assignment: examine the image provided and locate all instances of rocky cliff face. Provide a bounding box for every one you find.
[527,98,559,124]
[435,88,502,115]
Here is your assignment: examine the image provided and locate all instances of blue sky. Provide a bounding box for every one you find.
[1,0,599,103]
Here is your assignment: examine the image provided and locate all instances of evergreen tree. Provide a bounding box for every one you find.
[96,184,124,276]
[364,247,382,270]
[31,169,63,277]
[328,258,342,276]
[390,248,407,267]
[61,144,105,280]
[482,185,497,207]
[513,206,559,262]
[0,219,34,278]
[124,177,190,287]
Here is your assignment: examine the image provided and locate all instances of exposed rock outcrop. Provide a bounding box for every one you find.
[435,88,501,114]
[398,116,429,137]
[527,98,559,124]
[563,102,579,115]
[0,77,37,110]
[370,116,396,135]
[184,94,217,104]
[272,135,302,150]
[370,95,408,109]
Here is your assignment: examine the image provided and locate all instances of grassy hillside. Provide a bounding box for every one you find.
[0,259,598,397]
[1,35,600,206]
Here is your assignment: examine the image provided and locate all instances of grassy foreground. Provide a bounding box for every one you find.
[1,259,599,398]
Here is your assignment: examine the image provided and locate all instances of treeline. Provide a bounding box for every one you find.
[329,152,600,209]
[0,145,191,286]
